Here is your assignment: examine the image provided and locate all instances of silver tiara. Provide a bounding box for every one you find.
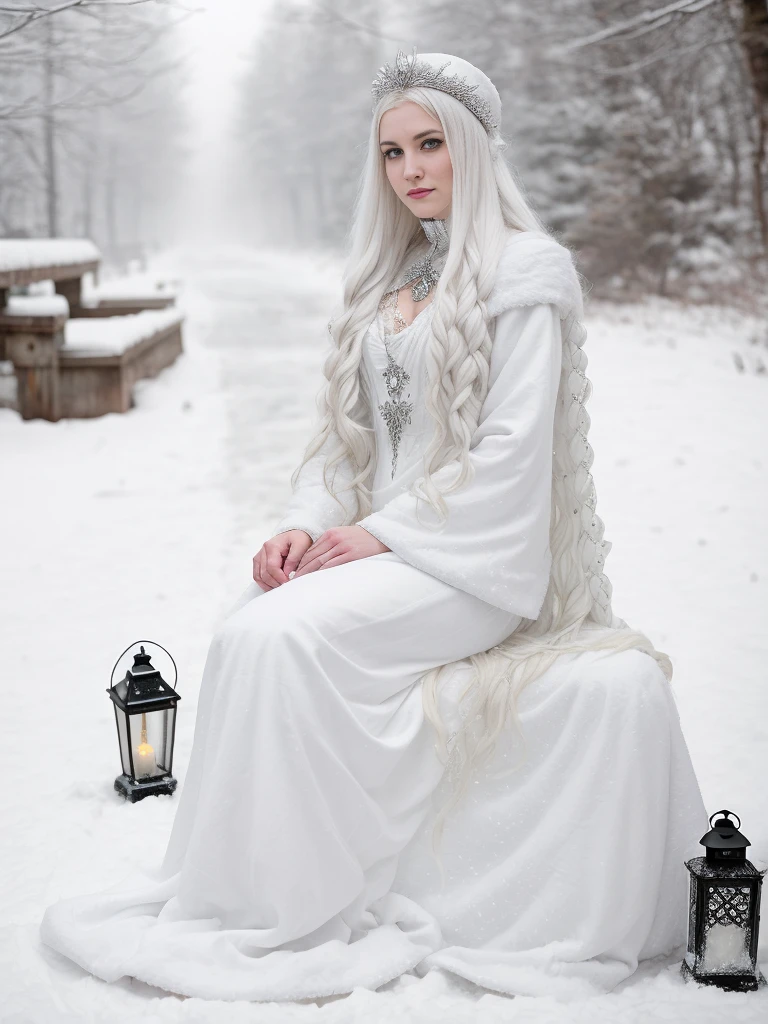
[371,47,499,136]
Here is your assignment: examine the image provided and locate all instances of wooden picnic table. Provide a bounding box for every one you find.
[0,239,100,309]
[0,239,175,317]
[0,239,184,420]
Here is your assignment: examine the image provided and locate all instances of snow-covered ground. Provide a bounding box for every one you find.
[0,245,766,1022]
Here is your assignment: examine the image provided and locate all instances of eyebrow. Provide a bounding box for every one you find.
[379,128,444,147]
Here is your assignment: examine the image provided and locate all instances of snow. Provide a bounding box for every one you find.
[0,244,765,1021]
[62,308,185,356]
[0,238,100,273]
[2,294,70,317]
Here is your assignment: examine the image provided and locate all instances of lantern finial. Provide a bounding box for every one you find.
[700,809,750,864]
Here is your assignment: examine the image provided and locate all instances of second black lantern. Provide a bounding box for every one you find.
[681,809,766,992]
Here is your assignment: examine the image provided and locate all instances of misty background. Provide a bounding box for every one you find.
[1,0,767,306]
[2,4,768,1018]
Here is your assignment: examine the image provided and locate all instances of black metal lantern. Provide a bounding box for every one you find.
[681,809,766,992]
[107,641,180,803]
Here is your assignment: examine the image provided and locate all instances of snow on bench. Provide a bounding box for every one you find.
[62,308,183,358]
[81,271,179,308]
[0,239,100,276]
[2,294,70,318]
[0,240,100,303]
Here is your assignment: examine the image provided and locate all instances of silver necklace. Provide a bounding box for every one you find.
[376,216,449,478]
[390,217,450,301]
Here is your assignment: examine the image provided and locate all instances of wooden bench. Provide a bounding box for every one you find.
[59,310,184,417]
[0,300,184,419]
[0,239,185,420]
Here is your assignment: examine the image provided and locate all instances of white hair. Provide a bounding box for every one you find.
[290,84,671,866]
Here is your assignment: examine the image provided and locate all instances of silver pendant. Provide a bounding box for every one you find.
[411,275,431,302]
[377,340,413,479]
[391,217,450,303]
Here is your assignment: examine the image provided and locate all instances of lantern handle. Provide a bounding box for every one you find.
[109,640,179,691]
[709,809,740,830]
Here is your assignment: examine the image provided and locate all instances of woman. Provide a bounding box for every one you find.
[40,50,709,1002]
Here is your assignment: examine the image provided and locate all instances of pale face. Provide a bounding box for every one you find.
[378,101,453,220]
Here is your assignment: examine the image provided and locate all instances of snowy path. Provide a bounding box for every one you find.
[0,245,765,1021]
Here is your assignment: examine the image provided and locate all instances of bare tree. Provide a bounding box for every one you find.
[0,1,201,42]
[234,0,381,249]
[558,0,768,255]
[0,0,193,245]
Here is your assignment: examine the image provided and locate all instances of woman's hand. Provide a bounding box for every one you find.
[253,529,313,591]
[291,526,390,578]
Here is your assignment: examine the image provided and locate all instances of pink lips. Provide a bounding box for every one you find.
[407,189,434,198]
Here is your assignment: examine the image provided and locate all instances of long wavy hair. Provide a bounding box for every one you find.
[290,83,671,868]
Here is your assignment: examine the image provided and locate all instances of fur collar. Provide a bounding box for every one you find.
[486,230,584,322]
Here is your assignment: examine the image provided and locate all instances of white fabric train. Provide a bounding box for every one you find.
[39,551,708,1001]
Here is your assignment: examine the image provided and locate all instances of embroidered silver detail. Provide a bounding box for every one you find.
[371,47,499,135]
[376,331,413,479]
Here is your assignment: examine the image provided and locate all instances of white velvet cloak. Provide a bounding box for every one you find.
[273,230,580,620]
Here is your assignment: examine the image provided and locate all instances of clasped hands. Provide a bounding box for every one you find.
[253,525,390,592]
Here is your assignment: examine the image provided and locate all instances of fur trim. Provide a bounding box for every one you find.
[486,230,584,322]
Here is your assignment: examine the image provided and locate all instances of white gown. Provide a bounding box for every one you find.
[39,236,710,1002]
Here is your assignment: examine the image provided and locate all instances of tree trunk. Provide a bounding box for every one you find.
[723,81,743,208]
[740,0,768,253]
[42,18,58,237]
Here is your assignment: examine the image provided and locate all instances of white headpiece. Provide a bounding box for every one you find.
[371,48,503,142]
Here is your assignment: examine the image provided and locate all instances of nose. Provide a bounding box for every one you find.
[403,151,424,183]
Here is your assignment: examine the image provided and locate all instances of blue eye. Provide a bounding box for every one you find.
[383,138,443,159]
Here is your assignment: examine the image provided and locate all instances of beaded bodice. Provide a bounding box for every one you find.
[374,290,415,480]
[365,289,435,484]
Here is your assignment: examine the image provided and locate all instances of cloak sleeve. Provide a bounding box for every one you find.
[355,301,563,619]
[271,392,373,544]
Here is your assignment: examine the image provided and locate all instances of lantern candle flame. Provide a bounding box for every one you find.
[134,712,157,778]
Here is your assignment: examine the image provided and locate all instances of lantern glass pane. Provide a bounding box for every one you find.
[163,707,177,772]
[114,706,132,777]
[126,708,174,780]
[701,884,753,974]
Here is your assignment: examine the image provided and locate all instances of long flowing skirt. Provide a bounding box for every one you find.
[39,550,709,1001]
